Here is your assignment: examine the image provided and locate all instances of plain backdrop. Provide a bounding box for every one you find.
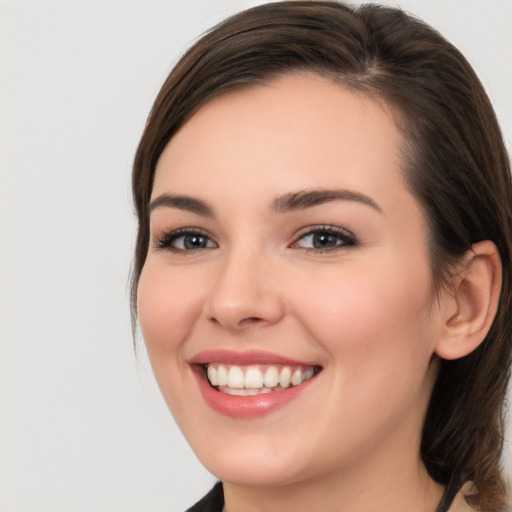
[1,1,511,511]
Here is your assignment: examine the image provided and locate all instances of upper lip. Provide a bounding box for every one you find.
[189,349,320,367]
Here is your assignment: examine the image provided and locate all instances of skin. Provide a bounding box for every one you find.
[137,73,456,511]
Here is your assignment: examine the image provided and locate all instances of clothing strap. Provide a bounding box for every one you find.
[435,475,464,512]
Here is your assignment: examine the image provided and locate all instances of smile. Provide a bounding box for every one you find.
[205,364,318,396]
[190,350,323,417]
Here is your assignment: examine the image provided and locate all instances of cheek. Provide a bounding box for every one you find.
[137,261,203,361]
[290,256,436,379]
[287,259,438,448]
[137,260,212,426]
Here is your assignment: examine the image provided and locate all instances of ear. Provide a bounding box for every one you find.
[435,240,502,360]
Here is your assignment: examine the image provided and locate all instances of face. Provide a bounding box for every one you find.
[138,74,444,488]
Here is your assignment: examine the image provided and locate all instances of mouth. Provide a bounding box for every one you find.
[189,350,323,417]
[202,363,322,396]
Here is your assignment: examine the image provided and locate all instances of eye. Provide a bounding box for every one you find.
[292,225,356,252]
[155,228,217,252]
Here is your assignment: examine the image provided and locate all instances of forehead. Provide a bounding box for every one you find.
[152,73,408,214]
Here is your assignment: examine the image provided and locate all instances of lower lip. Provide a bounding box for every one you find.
[192,367,315,418]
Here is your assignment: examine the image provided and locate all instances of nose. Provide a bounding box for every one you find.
[204,246,285,333]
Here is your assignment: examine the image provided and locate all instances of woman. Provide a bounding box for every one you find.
[131,2,512,510]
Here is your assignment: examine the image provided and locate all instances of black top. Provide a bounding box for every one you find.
[185,482,224,512]
[185,477,462,512]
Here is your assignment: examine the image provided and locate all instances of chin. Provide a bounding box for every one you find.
[186,427,327,489]
[204,454,308,488]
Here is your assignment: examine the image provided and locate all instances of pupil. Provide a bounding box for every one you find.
[313,233,337,248]
[184,235,206,249]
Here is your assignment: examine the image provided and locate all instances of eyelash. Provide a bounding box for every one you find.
[154,228,216,252]
[292,225,357,253]
[154,225,357,254]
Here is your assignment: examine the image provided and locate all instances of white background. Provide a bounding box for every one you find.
[1,1,510,511]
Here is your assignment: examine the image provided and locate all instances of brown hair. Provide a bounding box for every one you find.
[131,2,512,509]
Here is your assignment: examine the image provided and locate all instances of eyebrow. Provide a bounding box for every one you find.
[149,188,382,217]
[150,194,214,217]
[272,189,383,214]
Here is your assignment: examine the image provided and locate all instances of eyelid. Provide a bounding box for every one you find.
[152,224,356,253]
[290,224,357,252]
[153,227,218,252]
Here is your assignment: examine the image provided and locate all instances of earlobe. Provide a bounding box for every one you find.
[435,241,502,360]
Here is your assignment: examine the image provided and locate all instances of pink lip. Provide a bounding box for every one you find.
[192,367,316,418]
[189,349,316,367]
[189,350,320,419]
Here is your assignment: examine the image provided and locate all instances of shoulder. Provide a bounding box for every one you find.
[447,482,477,512]
[448,482,511,512]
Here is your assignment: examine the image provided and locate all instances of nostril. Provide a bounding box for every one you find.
[239,317,265,327]
[207,316,262,324]
[207,314,268,332]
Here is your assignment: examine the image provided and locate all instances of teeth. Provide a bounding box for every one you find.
[223,387,261,396]
[279,367,291,387]
[217,365,228,386]
[227,366,245,388]
[291,369,303,386]
[207,365,218,386]
[205,363,318,394]
[245,366,264,388]
[219,385,285,395]
[263,366,279,387]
